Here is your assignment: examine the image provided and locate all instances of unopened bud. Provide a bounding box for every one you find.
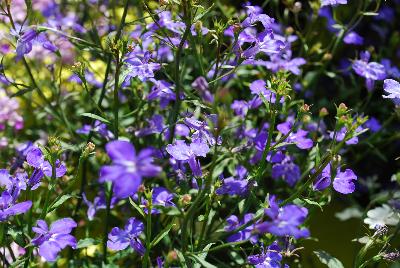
[319,107,329,117]
[195,21,203,34]
[138,184,146,193]
[167,250,178,262]
[181,194,192,205]
[300,103,310,113]
[160,0,170,5]
[338,103,348,115]
[232,23,242,34]
[83,142,95,157]
[292,2,302,13]
[285,26,294,35]
[322,53,332,61]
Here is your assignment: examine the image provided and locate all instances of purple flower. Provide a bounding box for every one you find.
[192,77,214,103]
[365,117,381,133]
[99,140,161,198]
[26,147,66,178]
[76,120,114,140]
[329,125,364,145]
[277,122,313,149]
[352,51,386,90]
[31,218,77,262]
[321,0,347,6]
[343,32,363,45]
[256,196,309,239]
[184,116,221,146]
[313,164,358,194]
[107,217,145,255]
[383,79,400,104]
[272,156,301,186]
[143,187,175,214]
[82,192,117,221]
[11,25,57,59]
[247,241,283,268]
[216,165,250,196]
[147,79,177,108]
[0,191,32,222]
[166,140,209,177]
[225,213,259,244]
[125,51,161,82]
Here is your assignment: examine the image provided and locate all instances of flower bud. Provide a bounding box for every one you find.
[195,21,203,34]
[167,250,178,263]
[337,103,348,115]
[138,184,146,193]
[181,194,192,205]
[292,2,302,13]
[319,107,329,117]
[300,103,310,113]
[83,142,95,158]
[322,53,332,61]
[285,26,294,35]
[160,0,170,5]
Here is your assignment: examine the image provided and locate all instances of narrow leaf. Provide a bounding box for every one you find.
[314,250,345,268]
[150,223,175,247]
[81,113,110,124]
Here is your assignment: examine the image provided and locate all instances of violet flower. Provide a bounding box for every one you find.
[143,187,175,214]
[277,122,313,149]
[352,51,386,91]
[31,218,77,262]
[26,147,67,178]
[343,32,364,45]
[383,79,400,104]
[225,213,259,244]
[256,196,309,239]
[99,140,161,198]
[271,156,301,186]
[216,165,251,196]
[321,0,347,6]
[192,76,214,103]
[124,51,161,82]
[313,164,358,194]
[82,192,117,221]
[166,140,209,177]
[0,191,32,222]
[247,241,283,268]
[107,217,145,255]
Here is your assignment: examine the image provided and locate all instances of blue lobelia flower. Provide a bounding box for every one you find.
[107,217,145,255]
[0,191,32,222]
[352,51,386,91]
[313,164,358,194]
[99,140,161,198]
[383,79,400,105]
[247,241,284,268]
[166,140,209,177]
[321,0,347,7]
[225,213,259,244]
[256,196,310,239]
[31,218,77,262]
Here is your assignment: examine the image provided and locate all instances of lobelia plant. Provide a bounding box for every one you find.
[0,0,399,267]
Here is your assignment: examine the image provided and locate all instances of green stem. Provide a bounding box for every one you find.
[143,199,152,267]
[168,0,192,144]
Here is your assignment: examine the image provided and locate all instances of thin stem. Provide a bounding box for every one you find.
[168,0,192,144]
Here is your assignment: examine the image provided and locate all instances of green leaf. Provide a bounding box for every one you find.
[314,250,345,268]
[150,223,175,247]
[129,197,145,218]
[194,4,215,22]
[48,194,75,212]
[189,253,217,268]
[194,243,215,268]
[80,113,110,124]
[76,238,99,249]
[302,198,323,211]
